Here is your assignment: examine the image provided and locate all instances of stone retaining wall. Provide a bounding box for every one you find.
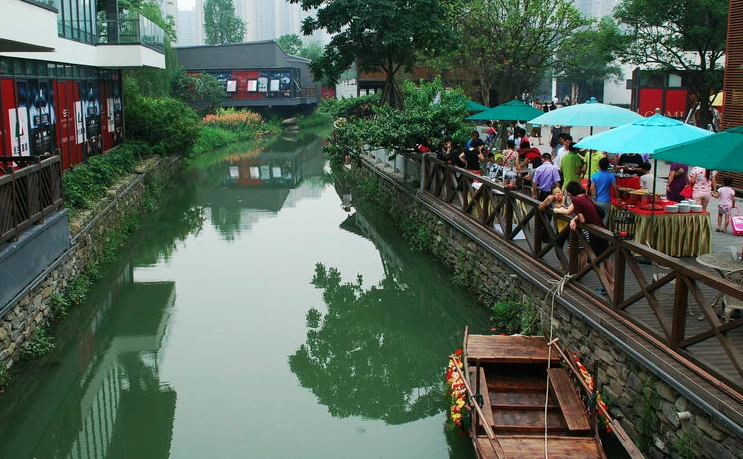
[355,157,743,459]
[0,156,179,370]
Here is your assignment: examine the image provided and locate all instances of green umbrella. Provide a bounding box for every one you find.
[466,100,489,112]
[466,99,545,121]
[651,125,743,172]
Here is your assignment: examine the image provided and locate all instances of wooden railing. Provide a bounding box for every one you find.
[422,156,743,397]
[0,154,64,245]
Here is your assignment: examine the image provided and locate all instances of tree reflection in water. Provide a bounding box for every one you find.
[290,262,487,425]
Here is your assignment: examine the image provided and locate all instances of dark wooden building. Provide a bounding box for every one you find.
[175,41,322,111]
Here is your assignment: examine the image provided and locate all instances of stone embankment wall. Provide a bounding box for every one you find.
[0,157,179,369]
[355,157,743,459]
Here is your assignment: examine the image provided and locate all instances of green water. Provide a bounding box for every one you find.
[0,132,492,459]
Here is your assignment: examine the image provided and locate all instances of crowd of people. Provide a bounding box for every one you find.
[431,115,734,297]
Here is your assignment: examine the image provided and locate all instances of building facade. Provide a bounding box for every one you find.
[0,0,165,170]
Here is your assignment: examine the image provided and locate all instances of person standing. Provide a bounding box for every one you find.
[689,166,717,211]
[460,139,486,174]
[638,162,655,192]
[714,177,736,233]
[591,157,617,225]
[549,125,563,155]
[666,162,689,202]
[532,153,561,201]
[560,143,584,190]
[565,181,614,295]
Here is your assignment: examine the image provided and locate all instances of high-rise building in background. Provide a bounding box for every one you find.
[572,0,619,20]
[176,0,328,48]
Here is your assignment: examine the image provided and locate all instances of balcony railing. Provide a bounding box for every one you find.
[97,15,164,53]
[0,154,64,246]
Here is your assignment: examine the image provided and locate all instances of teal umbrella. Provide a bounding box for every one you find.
[574,114,713,154]
[652,126,743,172]
[466,100,489,112]
[466,100,544,121]
[528,97,643,128]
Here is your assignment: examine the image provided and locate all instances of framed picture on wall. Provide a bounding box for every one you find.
[226,80,237,92]
[247,80,257,92]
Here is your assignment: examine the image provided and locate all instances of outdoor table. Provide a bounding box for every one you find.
[696,252,743,276]
[609,198,711,257]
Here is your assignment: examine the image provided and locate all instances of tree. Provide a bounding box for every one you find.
[556,17,628,102]
[614,0,727,128]
[454,0,588,106]
[172,71,227,114]
[276,34,303,55]
[297,40,323,61]
[203,0,245,45]
[289,0,455,108]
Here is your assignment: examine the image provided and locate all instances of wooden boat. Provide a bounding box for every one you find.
[449,330,644,459]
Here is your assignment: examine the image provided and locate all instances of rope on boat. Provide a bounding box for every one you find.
[543,273,572,459]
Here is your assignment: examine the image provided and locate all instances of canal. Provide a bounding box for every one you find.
[0,131,492,459]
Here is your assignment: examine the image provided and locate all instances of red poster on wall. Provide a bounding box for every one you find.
[638,88,664,117]
[54,80,71,170]
[0,79,15,158]
[664,89,688,120]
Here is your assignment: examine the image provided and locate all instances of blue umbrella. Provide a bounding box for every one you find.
[466,100,544,121]
[574,114,713,154]
[528,97,644,128]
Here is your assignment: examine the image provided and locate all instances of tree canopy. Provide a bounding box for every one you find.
[204,0,246,45]
[276,34,303,55]
[614,0,728,127]
[556,17,628,101]
[453,0,588,106]
[289,0,456,108]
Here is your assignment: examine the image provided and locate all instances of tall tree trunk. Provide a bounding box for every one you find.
[381,71,404,109]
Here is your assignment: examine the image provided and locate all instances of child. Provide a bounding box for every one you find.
[714,177,735,233]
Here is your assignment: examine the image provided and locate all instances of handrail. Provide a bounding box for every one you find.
[449,354,505,459]
[422,155,743,398]
[0,154,63,246]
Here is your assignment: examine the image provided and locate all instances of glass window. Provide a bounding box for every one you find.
[668,74,682,88]
[38,62,48,77]
[15,60,26,76]
[26,61,37,76]
[65,65,73,78]
[0,59,12,76]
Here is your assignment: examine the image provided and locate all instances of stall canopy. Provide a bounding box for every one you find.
[528,97,643,128]
[466,100,544,121]
[574,114,713,154]
[652,125,743,172]
[466,100,489,112]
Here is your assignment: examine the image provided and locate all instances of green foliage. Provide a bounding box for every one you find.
[124,91,200,156]
[289,0,456,107]
[674,429,700,459]
[189,109,279,158]
[325,77,469,162]
[191,126,239,157]
[297,40,324,61]
[452,249,477,290]
[276,34,303,55]
[614,0,727,127]
[636,376,661,454]
[62,140,152,213]
[485,295,540,335]
[204,0,245,45]
[19,325,54,361]
[556,17,628,95]
[172,70,227,115]
[454,0,588,104]
[50,293,71,324]
[0,361,9,394]
[316,93,380,119]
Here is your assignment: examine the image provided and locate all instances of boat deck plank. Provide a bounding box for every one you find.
[467,335,562,364]
[475,436,601,459]
[548,368,592,433]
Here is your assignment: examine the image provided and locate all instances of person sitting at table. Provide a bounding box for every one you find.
[617,152,644,176]
[639,162,655,192]
[487,156,505,181]
[565,181,614,295]
[591,157,617,225]
[560,142,584,190]
[666,162,689,202]
[689,166,717,211]
[539,185,581,272]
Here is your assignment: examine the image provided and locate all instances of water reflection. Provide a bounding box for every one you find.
[192,133,326,239]
[0,264,176,459]
[289,204,491,426]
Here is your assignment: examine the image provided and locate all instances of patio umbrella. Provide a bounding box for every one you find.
[528,97,644,128]
[466,100,489,112]
[652,125,743,172]
[575,114,713,251]
[574,114,713,154]
[466,100,544,121]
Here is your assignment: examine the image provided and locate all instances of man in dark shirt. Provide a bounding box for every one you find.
[617,153,644,176]
[566,181,614,295]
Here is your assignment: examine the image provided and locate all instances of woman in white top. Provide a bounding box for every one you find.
[689,166,717,211]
